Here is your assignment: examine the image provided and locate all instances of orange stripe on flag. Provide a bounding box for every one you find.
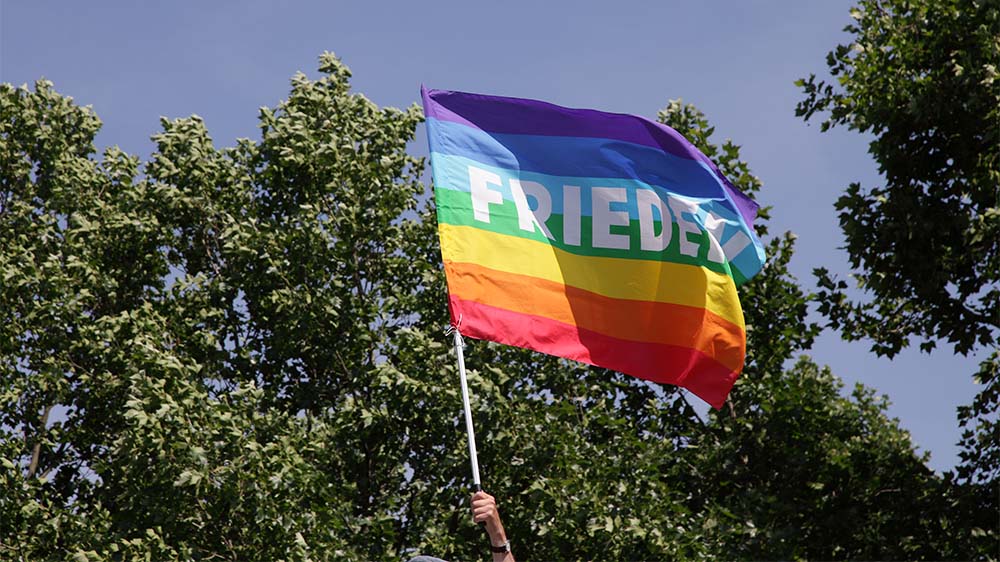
[445,261,746,372]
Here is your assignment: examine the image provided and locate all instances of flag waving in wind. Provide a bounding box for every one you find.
[422,88,766,409]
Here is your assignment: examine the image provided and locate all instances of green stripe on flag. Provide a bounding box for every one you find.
[435,187,741,281]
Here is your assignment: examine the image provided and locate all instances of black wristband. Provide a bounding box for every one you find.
[490,540,511,553]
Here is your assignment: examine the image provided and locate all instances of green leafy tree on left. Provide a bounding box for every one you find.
[0,55,428,558]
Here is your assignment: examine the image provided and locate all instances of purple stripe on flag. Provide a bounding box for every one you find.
[421,86,760,230]
[723,184,760,233]
[424,87,698,157]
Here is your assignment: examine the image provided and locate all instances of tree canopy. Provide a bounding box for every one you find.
[796,0,1000,487]
[1,51,994,560]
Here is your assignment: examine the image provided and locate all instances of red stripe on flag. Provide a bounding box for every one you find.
[450,296,739,409]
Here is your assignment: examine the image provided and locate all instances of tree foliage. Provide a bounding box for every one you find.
[796,0,1000,488]
[1,53,993,560]
[658,101,994,561]
[797,0,998,356]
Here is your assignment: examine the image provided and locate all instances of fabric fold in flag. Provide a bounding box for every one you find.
[422,87,766,409]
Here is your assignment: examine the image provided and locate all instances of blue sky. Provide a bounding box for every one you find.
[1,1,983,472]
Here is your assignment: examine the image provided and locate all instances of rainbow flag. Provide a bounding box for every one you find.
[422,88,765,409]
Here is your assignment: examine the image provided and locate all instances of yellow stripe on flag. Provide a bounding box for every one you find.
[438,223,744,328]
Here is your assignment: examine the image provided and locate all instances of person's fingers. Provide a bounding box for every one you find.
[472,500,498,524]
[471,498,493,510]
[473,505,495,517]
[470,493,495,510]
[470,491,500,525]
[470,491,494,503]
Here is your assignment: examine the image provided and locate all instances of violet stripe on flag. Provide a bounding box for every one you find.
[422,87,766,408]
[423,88,761,232]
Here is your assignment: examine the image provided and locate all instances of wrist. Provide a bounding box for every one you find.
[486,524,506,544]
[489,538,511,554]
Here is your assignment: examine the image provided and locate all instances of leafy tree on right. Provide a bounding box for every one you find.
[796,0,999,488]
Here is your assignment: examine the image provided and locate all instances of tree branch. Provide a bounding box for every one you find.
[26,403,53,479]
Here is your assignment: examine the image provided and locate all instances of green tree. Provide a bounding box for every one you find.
[661,101,994,561]
[796,0,1000,486]
[0,55,422,559]
[2,53,988,561]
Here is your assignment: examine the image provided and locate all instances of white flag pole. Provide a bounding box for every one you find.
[452,329,482,491]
